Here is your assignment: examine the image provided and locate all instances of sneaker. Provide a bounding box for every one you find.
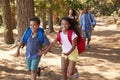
[37,67,41,76]
[73,71,79,80]
[87,44,90,48]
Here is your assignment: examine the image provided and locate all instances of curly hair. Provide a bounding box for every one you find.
[60,16,81,36]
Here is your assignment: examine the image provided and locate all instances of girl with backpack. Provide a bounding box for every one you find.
[16,16,50,80]
[40,17,82,80]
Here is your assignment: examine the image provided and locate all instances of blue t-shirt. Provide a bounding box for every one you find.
[84,14,91,30]
[80,12,96,31]
[23,34,50,59]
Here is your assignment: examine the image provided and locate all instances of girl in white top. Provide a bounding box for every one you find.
[40,17,81,80]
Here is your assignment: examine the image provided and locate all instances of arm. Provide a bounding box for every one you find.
[91,14,96,28]
[16,41,24,57]
[41,34,50,51]
[65,37,77,56]
[38,33,58,55]
[39,39,57,55]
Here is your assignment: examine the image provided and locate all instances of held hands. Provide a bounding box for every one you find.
[38,49,48,56]
[64,53,69,56]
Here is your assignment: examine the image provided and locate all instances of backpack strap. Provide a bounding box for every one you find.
[38,28,44,46]
[68,29,74,44]
[56,30,62,44]
[56,29,74,45]
[22,27,31,44]
[22,27,44,46]
[89,13,93,22]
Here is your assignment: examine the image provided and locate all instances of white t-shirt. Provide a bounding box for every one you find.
[60,31,78,53]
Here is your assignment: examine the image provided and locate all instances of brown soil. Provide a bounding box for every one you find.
[0,17,120,80]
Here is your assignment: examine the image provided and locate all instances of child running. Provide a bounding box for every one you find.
[16,16,50,80]
[40,17,80,80]
[80,6,96,48]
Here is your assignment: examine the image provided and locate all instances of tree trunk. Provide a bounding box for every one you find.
[42,11,47,29]
[48,9,54,32]
[99,1,104,16]
[16,0,34,41]
[48,0,54,33]
[53,15,57,25]
[1,0,14,44]
[118,7,120,17]
[10,0,16,29]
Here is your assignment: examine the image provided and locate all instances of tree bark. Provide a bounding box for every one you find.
[118,7,120,17]
[48,9,54,32]
[42,11,47,29]
[1,0,14,44]
[16,0,34,41]
[10,0,16,29]
[99,1,104,16]
[48,0,54,33]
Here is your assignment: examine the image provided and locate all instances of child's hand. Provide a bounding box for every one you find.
[92,25,95,31]
[38,50,48,56]
[16,49,20,57]
[64,53,69,56]
[92,27,94,31]
[38,50,42,55]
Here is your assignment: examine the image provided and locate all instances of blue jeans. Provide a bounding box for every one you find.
[26,57,41,71]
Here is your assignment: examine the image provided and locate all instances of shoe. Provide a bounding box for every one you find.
[73,71,79,80]
[87,44,90,48]
[37,67,41,76]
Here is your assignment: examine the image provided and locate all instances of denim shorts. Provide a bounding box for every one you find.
[26,57,41,71]
[82,30,91,39]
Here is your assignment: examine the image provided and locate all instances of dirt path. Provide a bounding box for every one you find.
[0,17,120,80]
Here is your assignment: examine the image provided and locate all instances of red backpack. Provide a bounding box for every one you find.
[56,29,85,54]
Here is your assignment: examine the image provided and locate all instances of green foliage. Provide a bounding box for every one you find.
[82,0,117,16]
[64,0,83,10]
[34,0,83,18]
[34,0,48,15]
[0,0,118,27]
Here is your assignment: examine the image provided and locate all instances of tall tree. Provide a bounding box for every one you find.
[42,11,47,29]
[16,0,34,41]
[1,0,14,44]
[10,0,16,29]
[48,0,54,32]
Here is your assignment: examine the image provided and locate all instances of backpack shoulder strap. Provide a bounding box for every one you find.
[88,12,93,22]
[22,27,44,46]
[57,29,74,44]
[22,27,32,44]
[38,28,44,46]
[68,29,74,44]
[56,30,62,44]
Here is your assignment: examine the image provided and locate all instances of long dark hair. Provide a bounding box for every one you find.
[60,17,81,36]
[68,9,77,17]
